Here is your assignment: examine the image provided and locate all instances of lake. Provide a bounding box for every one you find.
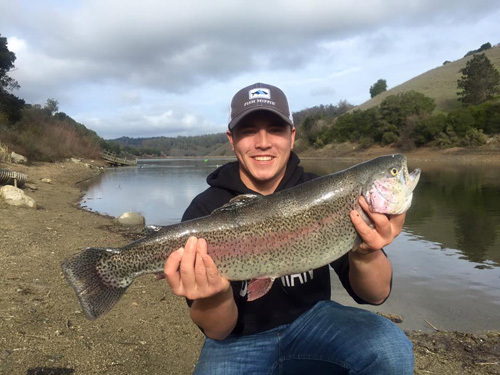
[80,157,500,332]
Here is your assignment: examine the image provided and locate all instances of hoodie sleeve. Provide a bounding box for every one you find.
[330,250,392,305]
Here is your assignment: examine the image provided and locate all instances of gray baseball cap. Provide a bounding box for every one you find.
[228,83,294,130]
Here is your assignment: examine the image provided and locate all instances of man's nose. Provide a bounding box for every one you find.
[255,130,272,148]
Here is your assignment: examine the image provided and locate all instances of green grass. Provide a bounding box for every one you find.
[356,45,500,113]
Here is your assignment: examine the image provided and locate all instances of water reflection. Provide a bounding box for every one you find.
[404,164,500,266]
[79,158,234,225]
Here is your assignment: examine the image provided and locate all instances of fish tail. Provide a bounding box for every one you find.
[61,247,128,320]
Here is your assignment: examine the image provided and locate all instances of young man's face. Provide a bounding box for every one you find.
[227,111,296,195]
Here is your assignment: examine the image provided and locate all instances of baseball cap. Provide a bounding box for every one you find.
[228,83,294,130]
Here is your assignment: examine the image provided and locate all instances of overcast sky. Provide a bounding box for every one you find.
[1,0,499,139]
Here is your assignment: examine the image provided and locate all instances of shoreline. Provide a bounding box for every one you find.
[0,158,499,374]
[297,143,500,165]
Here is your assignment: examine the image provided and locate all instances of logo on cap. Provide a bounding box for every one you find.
[249,88,271,100]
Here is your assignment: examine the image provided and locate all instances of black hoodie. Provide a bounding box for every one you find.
[182,152,369,336]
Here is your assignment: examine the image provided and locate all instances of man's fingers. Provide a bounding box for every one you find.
[350,210,372,237]
[179,236,198,290]
[350,210,381,250]
[194,251,208,290]
[164,247,183,291]
[196,237,208,256]
[359,196,398,240]
[164,236,228,299]
[352,196,408,252]
[202,253,222,284]
[389,212,406,234]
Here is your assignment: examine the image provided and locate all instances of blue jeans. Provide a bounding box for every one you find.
[195,300,414,374]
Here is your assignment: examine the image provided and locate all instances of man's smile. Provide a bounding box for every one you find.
[253,156,274,162]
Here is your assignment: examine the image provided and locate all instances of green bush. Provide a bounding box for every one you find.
[379,91,436,128]
[381,131,399,145]
[470,101,500,134]
[412,114,447,146]
[447,108,476,137]
[359,136,375,149]
[461,128,487,147]
[437,125,460,148]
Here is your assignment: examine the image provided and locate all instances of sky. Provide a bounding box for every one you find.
[1,0,499,140]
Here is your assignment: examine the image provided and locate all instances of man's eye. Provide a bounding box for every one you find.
[269,127,285,134]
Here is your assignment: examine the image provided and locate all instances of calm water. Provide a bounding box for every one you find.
[80,157,500,331]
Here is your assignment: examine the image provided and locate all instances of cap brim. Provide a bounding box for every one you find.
[228,107,294,130]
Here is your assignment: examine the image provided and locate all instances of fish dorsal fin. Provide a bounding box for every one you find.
[212,194,262,214]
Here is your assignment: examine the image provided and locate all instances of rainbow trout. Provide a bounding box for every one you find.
[62,154,420,320]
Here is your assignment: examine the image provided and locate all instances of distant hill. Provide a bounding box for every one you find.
[111,133,228,157]
[355,44,500,113]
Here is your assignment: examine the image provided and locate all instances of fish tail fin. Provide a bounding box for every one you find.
[61,247,128,320]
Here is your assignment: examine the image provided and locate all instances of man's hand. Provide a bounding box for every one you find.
[164,236,237,340]
[350,196,406,254]
[164,236,231,300]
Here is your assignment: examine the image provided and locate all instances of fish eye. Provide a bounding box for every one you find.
[390,167,398,176]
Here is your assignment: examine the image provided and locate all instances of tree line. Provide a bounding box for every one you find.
[109,133,228,157]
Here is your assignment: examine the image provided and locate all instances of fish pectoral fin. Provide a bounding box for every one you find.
[212,194,262,214]
[247,277,275,301]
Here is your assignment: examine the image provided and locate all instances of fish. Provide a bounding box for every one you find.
[62,154,421,320]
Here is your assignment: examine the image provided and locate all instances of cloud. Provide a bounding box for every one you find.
[8,0,498,92]
[1,0,499,138]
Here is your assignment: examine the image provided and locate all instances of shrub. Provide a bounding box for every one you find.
[437,125,460,148]
[381,131,399,145]
[461,128,487,147]
[447,108,476,137]
[470,101,500,134]
[412,114,447,146]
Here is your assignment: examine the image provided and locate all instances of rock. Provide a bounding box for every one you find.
[0,185,37,208]
[10,152,27,164]
[116,212,145,227]
[71,158,81,163]
[41,178,52,184]
[24,183,38,191]
[377,312,404,324]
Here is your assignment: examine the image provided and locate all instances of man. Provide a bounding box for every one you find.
[164,83,414,374]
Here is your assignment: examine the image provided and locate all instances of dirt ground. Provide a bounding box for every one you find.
[1,153,499,375]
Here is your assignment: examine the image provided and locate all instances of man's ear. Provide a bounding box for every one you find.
[290,127,296,150]
[226,130,235,151]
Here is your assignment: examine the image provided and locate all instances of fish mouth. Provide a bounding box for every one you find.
[405,167,421,193]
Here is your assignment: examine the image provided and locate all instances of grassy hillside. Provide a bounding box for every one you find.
[1,106,103,162]
[356,45,500,113]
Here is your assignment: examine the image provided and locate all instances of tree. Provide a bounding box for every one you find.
[379,91,436,128]
[0,35,19,91]
[44,98,59,115]
[457,53,500,105]
[0,34,24,123]
[369,79,387,98]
